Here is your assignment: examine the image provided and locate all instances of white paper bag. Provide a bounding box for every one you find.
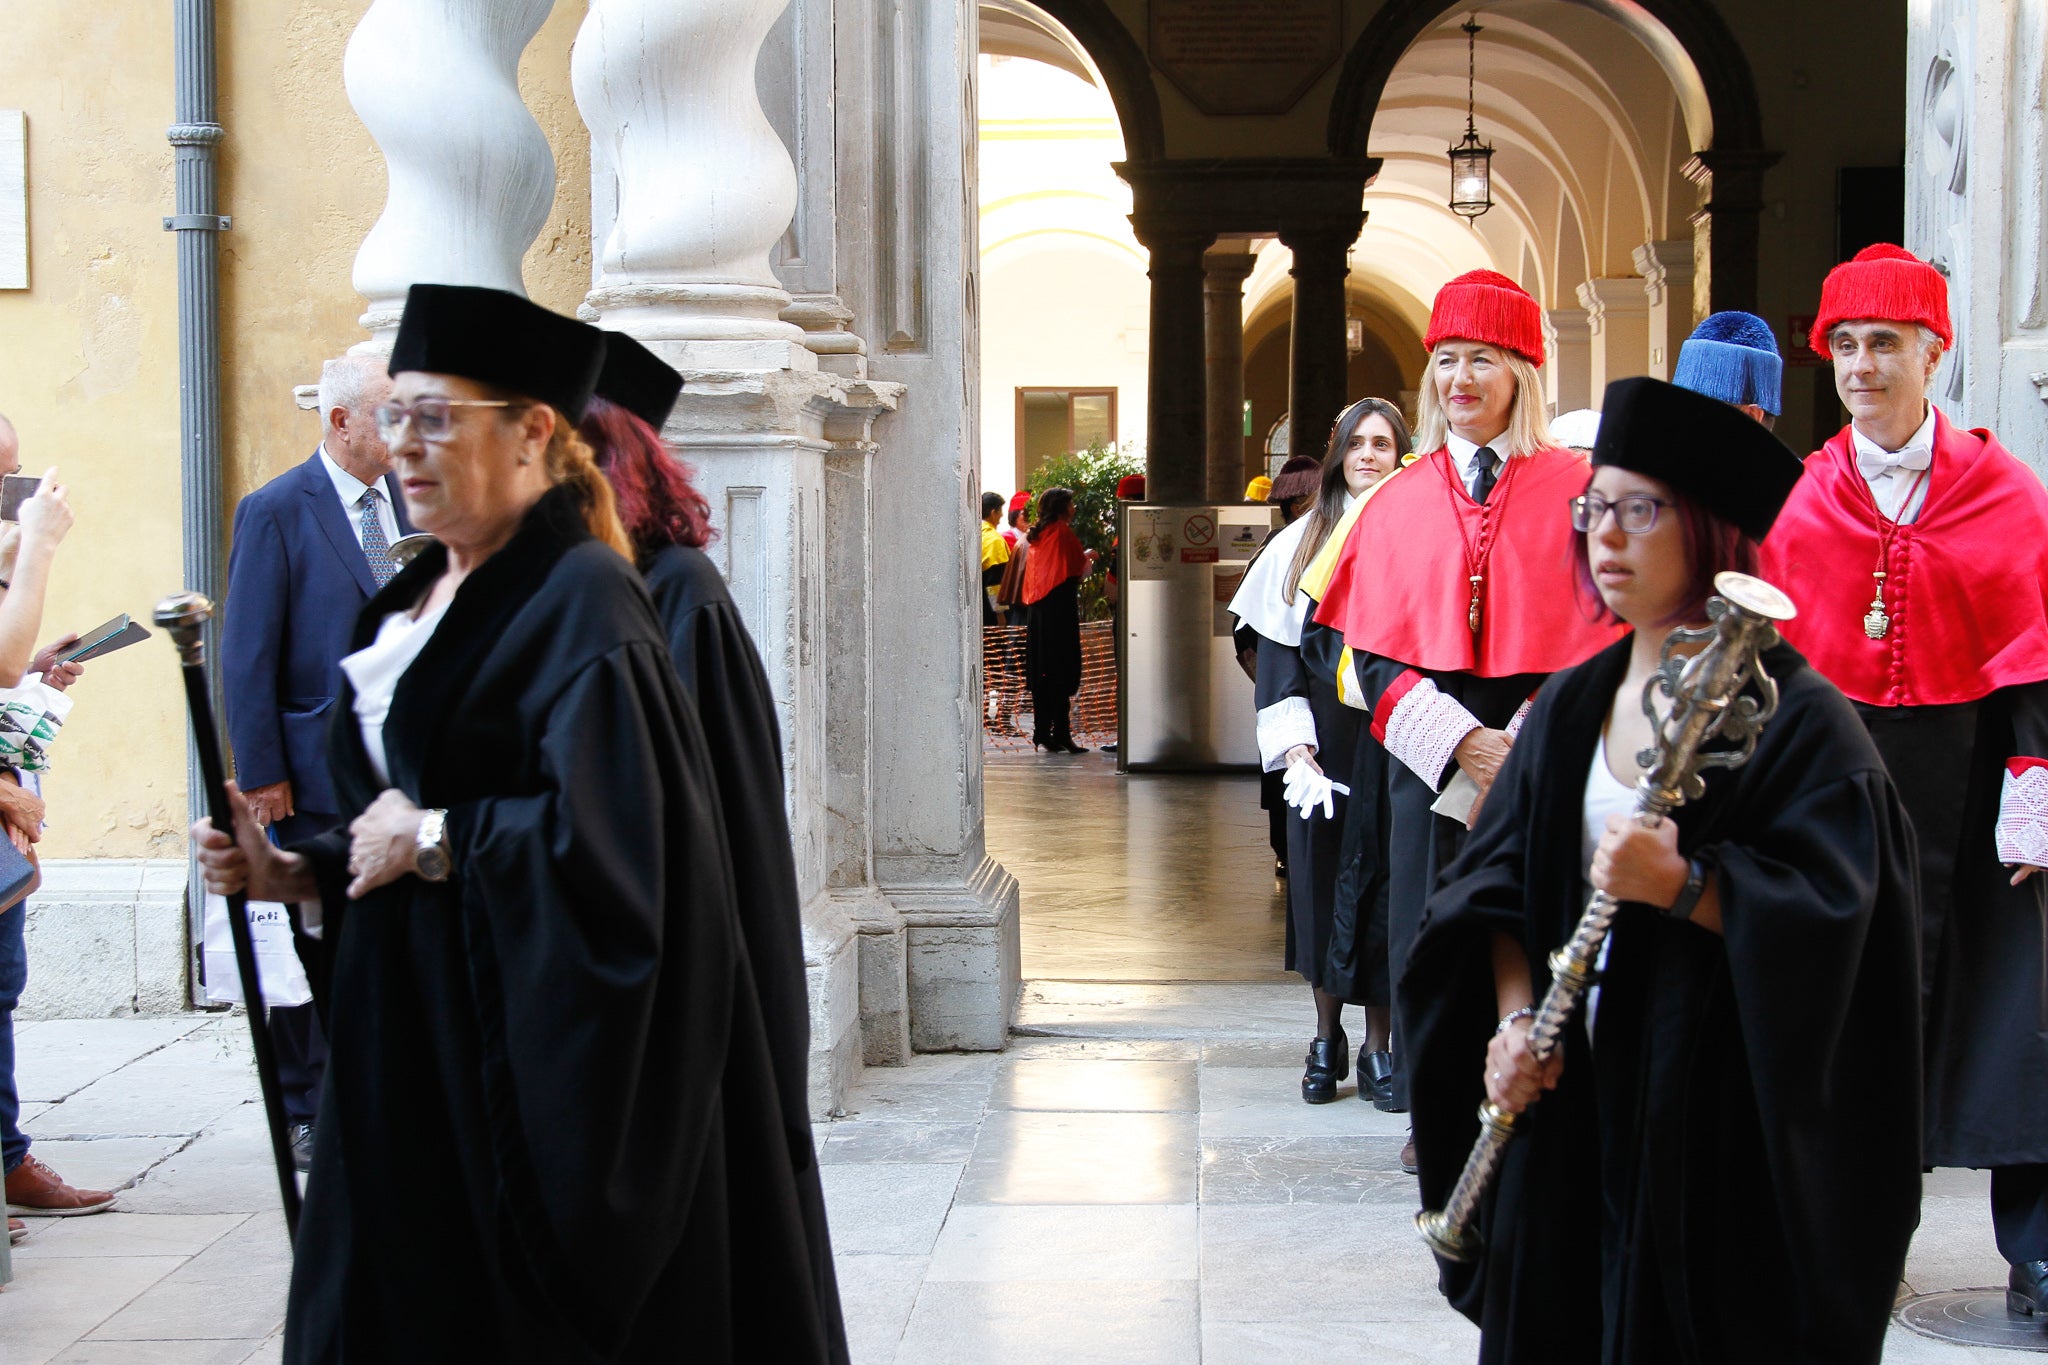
[202,892,313,1008]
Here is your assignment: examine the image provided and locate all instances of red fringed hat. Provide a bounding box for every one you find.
[1808,244,1952,355]
[1423,270,1545,367]
[1115,474,1147,500]
[1008,490,1031,513]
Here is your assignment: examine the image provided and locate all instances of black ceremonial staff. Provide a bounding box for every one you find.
[157,592,302,1243]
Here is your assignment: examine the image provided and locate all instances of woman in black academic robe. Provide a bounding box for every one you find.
[194,285,832,1363]
[1405,379,1922,1363]
[580,375,848,1364]
[1228,409,1407,1105]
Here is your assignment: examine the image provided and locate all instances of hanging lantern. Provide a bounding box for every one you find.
[1448,17,1494,220]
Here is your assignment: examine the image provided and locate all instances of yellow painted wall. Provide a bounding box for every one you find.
[0,0,590,859]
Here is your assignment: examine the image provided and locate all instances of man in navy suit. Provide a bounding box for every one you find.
[222,352,410,1170]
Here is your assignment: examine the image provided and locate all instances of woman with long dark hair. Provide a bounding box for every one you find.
[1021,487,1095,753]
[1405,378,1919,1360]
[579,332,848,1363]
[1229,398,1409,1102]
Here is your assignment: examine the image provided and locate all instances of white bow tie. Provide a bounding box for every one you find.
[1857,444,1932,480]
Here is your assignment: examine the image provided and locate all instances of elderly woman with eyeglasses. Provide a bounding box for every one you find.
[191,285,836,1363]
[1402,379,1921,1362]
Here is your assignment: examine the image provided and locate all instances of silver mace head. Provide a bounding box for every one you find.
[153,592,214,666]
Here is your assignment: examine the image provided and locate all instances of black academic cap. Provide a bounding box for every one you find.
[1592,376,1804,540]
[387,284,606,422]
[596,332,685,431]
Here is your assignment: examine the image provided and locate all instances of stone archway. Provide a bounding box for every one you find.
[1328,0,1774,313]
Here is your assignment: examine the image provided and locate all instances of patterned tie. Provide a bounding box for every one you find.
[1471,446,1502,504]
[358,487,396,587]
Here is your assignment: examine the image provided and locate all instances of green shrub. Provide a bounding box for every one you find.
[1022,442,1142,620]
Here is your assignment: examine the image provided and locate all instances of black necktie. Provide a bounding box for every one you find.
[1471,446,1501,504]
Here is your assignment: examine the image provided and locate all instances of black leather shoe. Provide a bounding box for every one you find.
[1360,1049,1396,1107]
[289,1122,315,1174]
[2009,1259,2048,1318]
[1301,1028,1349,1104]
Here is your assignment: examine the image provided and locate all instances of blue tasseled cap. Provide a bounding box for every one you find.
[1671,310,1783,416]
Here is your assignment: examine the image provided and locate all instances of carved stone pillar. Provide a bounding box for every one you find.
[761,0,867,376]
[1543,308,1593,413]
[1134,222,1214,503]
[1908,0,2048,470]
[1577,278,1652,400]
[1633,239,1698,380]
[574,0,923,1106]
[1203,248,1257,503]
[1280,222,1356,470]
[574,0,812,370]
[1685,149,1779,315]
[839,0,1020,1055]
[344,0,558,343]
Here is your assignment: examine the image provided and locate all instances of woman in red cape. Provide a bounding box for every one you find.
[1303,270,1620,1141]
[1021,487,1096,753]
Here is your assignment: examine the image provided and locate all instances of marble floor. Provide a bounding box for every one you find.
[1,759,2037,1360]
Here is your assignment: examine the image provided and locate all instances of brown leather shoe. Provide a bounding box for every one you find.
[6,1154,115,1217]
[8,1216,24,1244]
[1399,1132,1419,1175]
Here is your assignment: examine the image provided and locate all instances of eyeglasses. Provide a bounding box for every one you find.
[372,398,530,444]
[1570,493,1674,534]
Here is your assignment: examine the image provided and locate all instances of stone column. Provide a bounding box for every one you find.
[761,0,866,376]
[1203,248,1257,502]
[1280,223,1355,472]
[1685,149,1779,315]
[838,0,1020,1054]
[575,0,911,1106]
[1576,278,1652,400]
[1543,308,1593,412]
[1908,0,2048,471]
[1133,221,1214,503]
[1633,240,1698,380]
[343,0,559,345]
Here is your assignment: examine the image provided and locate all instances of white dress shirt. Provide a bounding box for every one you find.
[319,445,402,550]
[1850,405,1937,525]
[1445,432,1505,500]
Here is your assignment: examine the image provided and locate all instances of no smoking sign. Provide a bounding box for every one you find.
[1182,514,1216,546]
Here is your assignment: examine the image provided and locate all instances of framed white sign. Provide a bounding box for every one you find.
[0,112,24,290]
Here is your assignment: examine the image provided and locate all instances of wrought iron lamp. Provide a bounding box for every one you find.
[1448,16,1494,220]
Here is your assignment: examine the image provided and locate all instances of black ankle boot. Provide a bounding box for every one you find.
[1301,1027,1349,1104]
[1359,1049,1396,1108]
[2010,1259,2048,1318]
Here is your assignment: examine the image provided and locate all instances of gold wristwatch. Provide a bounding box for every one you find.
[414,808,451,882]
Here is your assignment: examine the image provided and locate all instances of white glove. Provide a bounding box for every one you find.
[1283,755,1341,821]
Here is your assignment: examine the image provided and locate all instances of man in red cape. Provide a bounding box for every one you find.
[1759,243,2048,1319]
[1304,270,1619,1139]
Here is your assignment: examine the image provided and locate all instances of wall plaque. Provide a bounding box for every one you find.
[1149,0,1342,117]
[0,112,25,290]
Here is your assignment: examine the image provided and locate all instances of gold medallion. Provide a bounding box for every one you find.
[1468,575,1483,634]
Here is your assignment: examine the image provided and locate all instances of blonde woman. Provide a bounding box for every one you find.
[1307,271,1621,1156]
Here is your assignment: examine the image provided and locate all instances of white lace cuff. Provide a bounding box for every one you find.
[1997,759,2048,866]
[1371,674,1480,791]
[1505,698,1534,739]
[1257,696,1318,772]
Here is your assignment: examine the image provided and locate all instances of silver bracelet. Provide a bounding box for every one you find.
[1496,1005,1535,1034]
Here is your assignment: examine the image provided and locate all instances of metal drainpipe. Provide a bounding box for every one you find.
[166,0,228,1002]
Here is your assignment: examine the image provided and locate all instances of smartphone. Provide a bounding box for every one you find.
[0,474,40,522]
[57,615,149,666]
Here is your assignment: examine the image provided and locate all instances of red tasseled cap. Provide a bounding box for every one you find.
[1808,244,1953,355]
[1423,269,1545,366]
[1009,490,1031,512]
[1115,474,1147,499]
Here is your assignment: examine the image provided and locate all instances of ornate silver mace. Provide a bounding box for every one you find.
[1416,571,1796,1262]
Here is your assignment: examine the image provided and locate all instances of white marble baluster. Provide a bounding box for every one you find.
[573,0,810,366]
[344,0,557,343]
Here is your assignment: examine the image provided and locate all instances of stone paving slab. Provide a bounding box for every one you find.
[4,1002,2039,1363]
